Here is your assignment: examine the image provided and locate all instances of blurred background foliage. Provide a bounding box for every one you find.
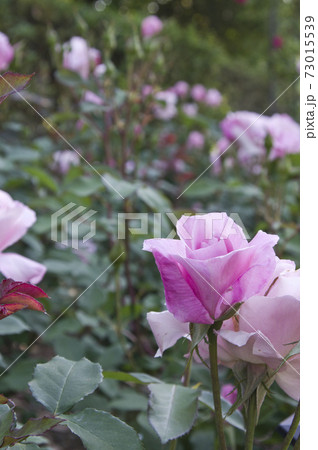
[0,1,299,449]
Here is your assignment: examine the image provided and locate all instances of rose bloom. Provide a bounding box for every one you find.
[182,103,198,117]
[173,81,189,98]
[0,190,46,283]
[266,114,300,160]
[144,212,279,324]
[52,150,80,174]
[0,32,14,71]
[63,37,100,79]
[191,84,206,102]
[186,131,205,150]
[83,90,104,105]
[154,91,177,120]
[205,89,223,107]
[141,15,163,38]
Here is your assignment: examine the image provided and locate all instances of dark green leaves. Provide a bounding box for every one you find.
[29,356,103,414]
[60,408,144,450]
[148,383,200,444]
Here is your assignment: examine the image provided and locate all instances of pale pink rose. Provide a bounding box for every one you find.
[173,81,189,98]
[143,212,279,324]
[191,84,206,102]
[63,37,100,80]
[0,191,46,284]
[205,89,222,107]
[186,131,205,150]
[53,150,80,174]
[141,15,163,38]
[210,137,231,174]
[154,91,177,120]
[83,90,104,105]
[0,32,14,71]
[182,103,198,117]
[217,293,300,400]
[142,84,153,97]
[221,111,269,164]
[266,114,300,159]
[94,63,107,77]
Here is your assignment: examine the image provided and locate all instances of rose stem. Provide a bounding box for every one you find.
[244,390,257,450]
[281,401,300,450]
[208,323,227,450]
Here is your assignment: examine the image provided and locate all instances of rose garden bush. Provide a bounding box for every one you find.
[0,2,299,449]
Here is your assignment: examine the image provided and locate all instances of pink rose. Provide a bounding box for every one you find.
[154,91,177,120]
[141,16,163,38]
[63,37,100,79]
[266,114,300,159]
[52,150,80,174]
[0,191,46,284]
[173,81,189,98]
[83,90,104,105]
[217,292,300,400]
[272,35,284,49]
[182,103,198,117]
[0,32,14,71]
[191,84,206,102]
[143,213,279,324]
[205,89,223,107]
[186,131,205,150]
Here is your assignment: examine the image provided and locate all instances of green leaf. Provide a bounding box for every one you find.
[2,417,62,447]
[23,167,58,193]
[0,316,30,335]
[148,383,200,444]
[60,408,143,450]
[103,371,161,385]
[55,69,84,88]
[102,173,136,198]
[199,390,245,432]
[29,356,103,414]
[66,176,103,196]
[137,185,171,212]
[0,72,34,104]
[0,404,14,445]
[189,323,210,351]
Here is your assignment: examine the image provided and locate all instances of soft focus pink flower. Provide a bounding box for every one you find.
[186,131,205,150]
[182,103,198,117]
[83,90,104,105]
[221,384,238,405]
[210,137,231,175]
[205,89,223,107]
[63,37,100,79]
[0,32,14,71]
[0,191,46,284]
[191,84,206,102]
[266,114,300,159]
[52,150,80,174]
[143,212,279,324]
[142,84,153,98]
[154,91,177,120]
[94,63,107,77]
[221,111,269,164]
[272,35,284,49]
[173,81,189,98]
[141,15,163,38]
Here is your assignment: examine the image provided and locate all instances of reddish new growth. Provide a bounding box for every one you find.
[0,279,48,320]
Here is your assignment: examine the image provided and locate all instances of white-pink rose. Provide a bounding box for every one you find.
[63,37,101,80]
[0,32,14,71]
[141,16,163,38]
[0,191,46,284]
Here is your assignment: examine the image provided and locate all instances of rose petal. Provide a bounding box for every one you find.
[0,253,46,284]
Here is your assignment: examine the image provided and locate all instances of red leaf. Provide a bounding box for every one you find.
[0,71,35,104]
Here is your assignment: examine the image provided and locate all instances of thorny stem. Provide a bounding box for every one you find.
[281,402,300,450]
